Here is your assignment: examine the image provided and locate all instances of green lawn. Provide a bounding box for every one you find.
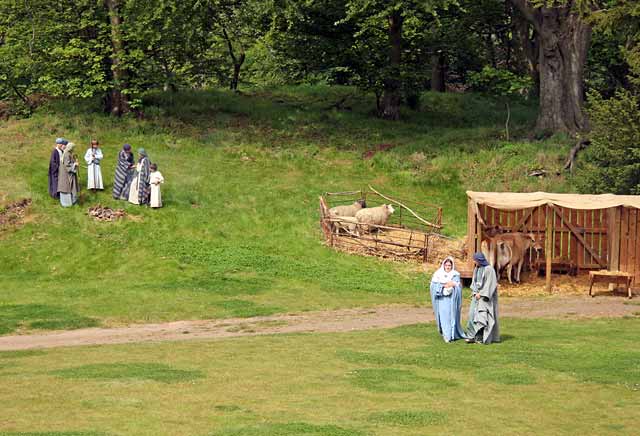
[0,317,638,435]
[1,86,576,332]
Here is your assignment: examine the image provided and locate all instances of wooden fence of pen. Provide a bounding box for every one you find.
[319,188,448,263]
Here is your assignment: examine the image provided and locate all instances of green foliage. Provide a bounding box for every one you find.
[467,66,533,99]
[576,90,640,194]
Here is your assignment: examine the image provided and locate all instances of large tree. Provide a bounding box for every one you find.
[509,0,594,134]
[346,0,455,120]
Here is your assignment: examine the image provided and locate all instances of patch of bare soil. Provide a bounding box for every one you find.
[0,296,637,351]
[0,198,31,231]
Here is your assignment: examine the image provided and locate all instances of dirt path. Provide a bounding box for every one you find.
[0,296,637,351]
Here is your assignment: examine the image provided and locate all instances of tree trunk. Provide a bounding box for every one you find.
[222,27,244,91]
[430,52,446,92]
[512,7,540,96]
[536,6,591,133]
[104,0,129,116]
[380,11,403,120]
[510,0,591,134]
[231,53,245,91]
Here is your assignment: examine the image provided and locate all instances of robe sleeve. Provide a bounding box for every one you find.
[95,148,103,163]
[64,154,77,174]
[84,149,92,165]
[430,279,443,298]
[477,266,497,300]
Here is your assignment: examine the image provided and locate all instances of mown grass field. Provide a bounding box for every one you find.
[0,318,639,435]
[0,86,576,332]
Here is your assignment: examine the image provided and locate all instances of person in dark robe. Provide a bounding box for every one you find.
[128,148,150,205]
[113,143,135,200]
[465,252,500,344]
[48,138,66,199]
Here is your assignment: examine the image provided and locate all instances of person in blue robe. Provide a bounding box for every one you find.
[429,256,466,342]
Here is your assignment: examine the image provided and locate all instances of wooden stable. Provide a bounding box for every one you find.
[466,191,640,293]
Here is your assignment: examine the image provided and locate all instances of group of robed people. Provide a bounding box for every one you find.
[47,139,164,208]
[429,252,500,345]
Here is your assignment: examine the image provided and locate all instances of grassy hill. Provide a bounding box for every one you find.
[0,86,576,333]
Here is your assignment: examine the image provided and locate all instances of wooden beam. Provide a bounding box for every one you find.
[608,207,621,271]
[467,199,477,259]
[545,205,552,293]
[512,207,535,232]
[550,205,607,268]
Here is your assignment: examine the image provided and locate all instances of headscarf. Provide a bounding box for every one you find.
[138,148,147,157]
[123,143,132,151]
[431,256,458,283]
[473,252,489,267]
[55,137,64,145]
[61,142,76,163]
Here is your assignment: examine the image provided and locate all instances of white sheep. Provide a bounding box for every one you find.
[355,204,395,233]
[328,199,367,217]
[332,216,359,236]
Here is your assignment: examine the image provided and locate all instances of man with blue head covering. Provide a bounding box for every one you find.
[48,138,66,198]
[465,251,500,344]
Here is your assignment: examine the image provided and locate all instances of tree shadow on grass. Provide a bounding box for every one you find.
[0,304,99,335]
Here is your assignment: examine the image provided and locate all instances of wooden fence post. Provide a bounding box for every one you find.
[545,205,553,293]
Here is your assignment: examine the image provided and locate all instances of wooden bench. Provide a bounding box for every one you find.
[588,270,633,299]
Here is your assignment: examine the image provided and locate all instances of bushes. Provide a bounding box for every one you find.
[575,90,640,194]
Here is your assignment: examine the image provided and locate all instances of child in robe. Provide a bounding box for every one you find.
[149,163,164,208]
[84,139,104,191]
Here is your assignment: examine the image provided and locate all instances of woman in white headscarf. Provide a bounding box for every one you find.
[429,256,466,342]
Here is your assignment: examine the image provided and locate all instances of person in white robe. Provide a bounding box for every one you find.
[84,139,104,191]
[149,163,164,208]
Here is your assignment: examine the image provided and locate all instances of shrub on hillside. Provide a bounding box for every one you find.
[575,90,640,194]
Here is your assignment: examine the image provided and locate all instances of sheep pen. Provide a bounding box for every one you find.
[319,187,457,264]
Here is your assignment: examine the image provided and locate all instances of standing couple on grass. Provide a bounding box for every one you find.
[112,144,164,207]
[429,252,500,345]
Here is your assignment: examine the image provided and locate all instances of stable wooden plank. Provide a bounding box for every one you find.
[608,207,621,270]
[619,208,629,273]
[467,199,476,259]
[635,211,640,285]
[562,207,570,259]
[629,208,637,280]
[550,205,606,268]
[586,209,594,266]
[576,209,584,269]
[554,208,561,259]
[545,205,553,292]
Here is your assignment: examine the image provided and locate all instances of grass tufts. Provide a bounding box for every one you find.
[51,363,204,383]
[210,422,365,436]
[368,410,446,426]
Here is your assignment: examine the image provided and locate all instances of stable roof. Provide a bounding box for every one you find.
[467,191,640,211]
